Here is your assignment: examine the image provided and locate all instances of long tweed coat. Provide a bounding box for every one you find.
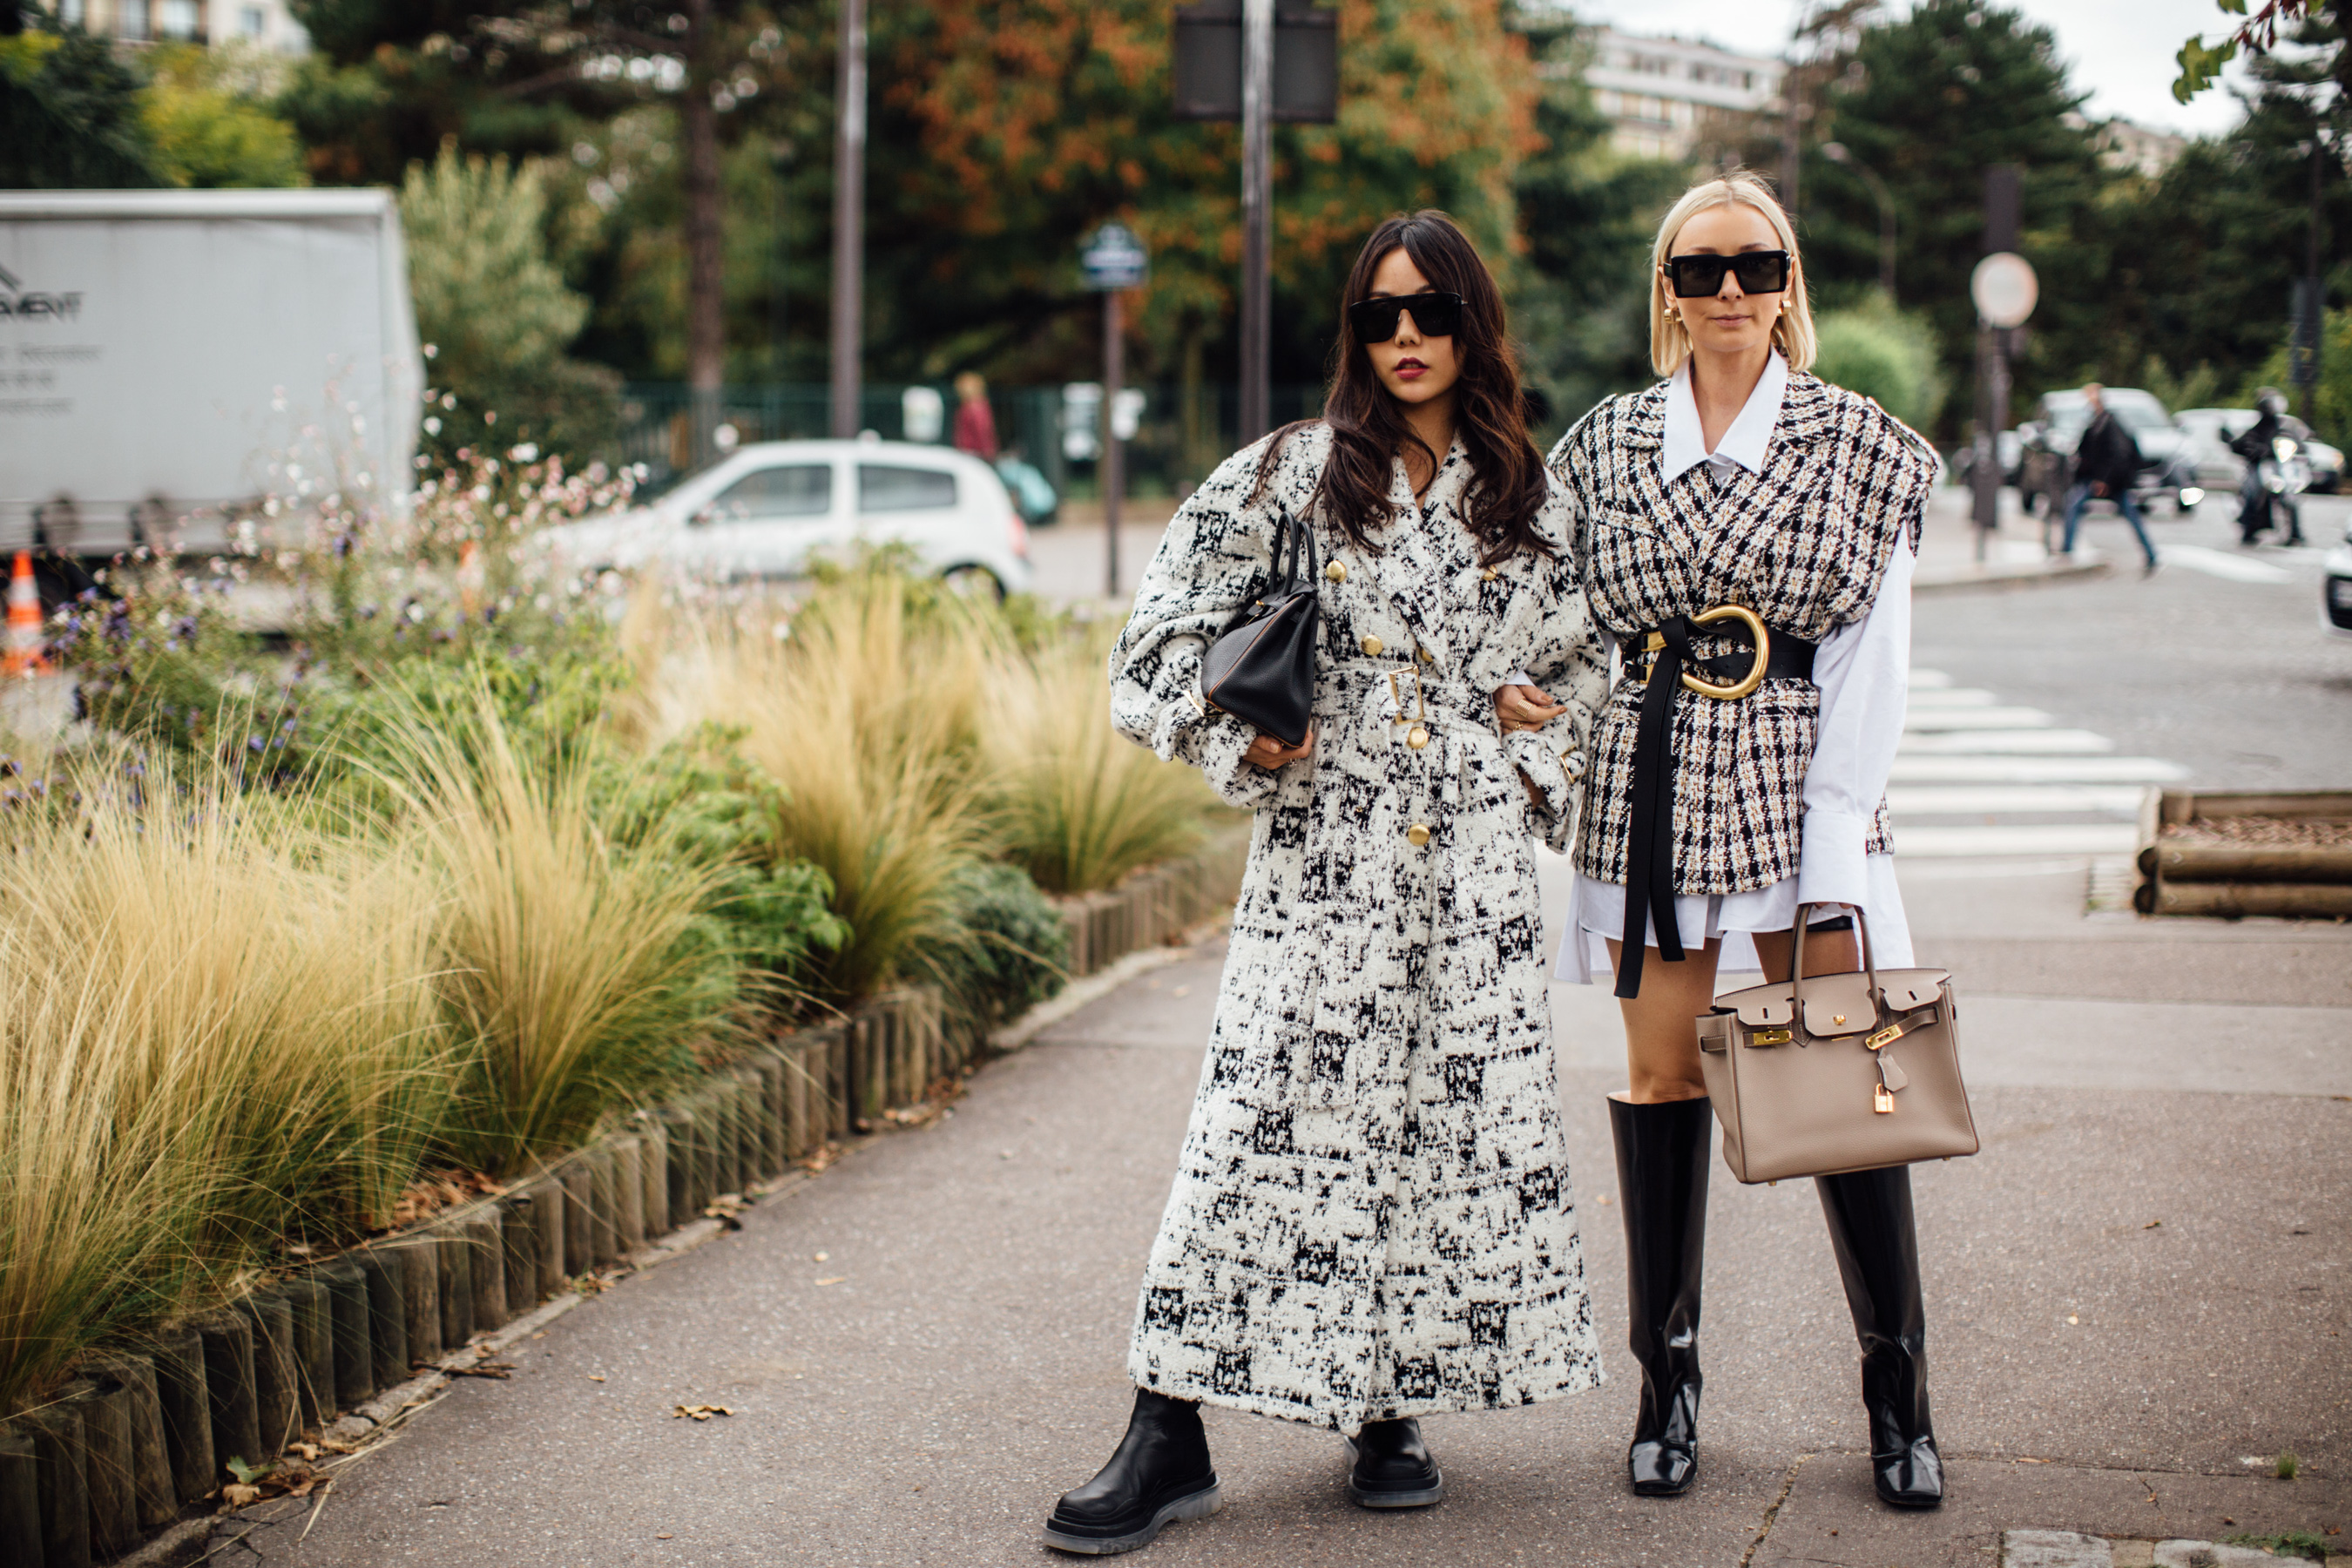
[1109,423,1611,1435]
[1547,370,1938,895]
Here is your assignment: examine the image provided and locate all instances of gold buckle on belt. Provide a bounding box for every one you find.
[1644,605,1769,700]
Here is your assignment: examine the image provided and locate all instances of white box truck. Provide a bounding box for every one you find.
[0,189,422,564]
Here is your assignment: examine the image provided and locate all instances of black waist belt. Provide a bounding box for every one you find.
[1616,609,1820,1002]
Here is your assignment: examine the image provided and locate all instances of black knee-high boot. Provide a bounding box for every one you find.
[1610,1095,1713,1497]
[1815,1166,1943,1508]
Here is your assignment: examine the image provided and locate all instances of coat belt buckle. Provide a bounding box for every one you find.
[1680,605,1770,700]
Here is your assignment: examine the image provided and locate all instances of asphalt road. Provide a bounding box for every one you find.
[1912,493,2352,791]
[207,506,2352,1568]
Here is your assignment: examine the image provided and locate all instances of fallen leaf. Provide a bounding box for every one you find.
[2144,1220,2162,1229]
[587,1375,607,1383]
[672,1404,732,1421]
[815,1276,847,1287]
[221,1484,262,1510]
[288,1442,321,1461]
[657,1533,674,1539]
[449,1360,514,1380]
[224,1456,274,1485]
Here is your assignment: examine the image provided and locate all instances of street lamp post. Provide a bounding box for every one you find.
[1821,141,1896,301]
[1238,0,1274,444]
[828,0,866,440]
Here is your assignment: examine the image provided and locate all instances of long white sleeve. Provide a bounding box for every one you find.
[1795,537,1915,907]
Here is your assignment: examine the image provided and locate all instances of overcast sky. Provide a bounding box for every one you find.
[1565,0,2261,139]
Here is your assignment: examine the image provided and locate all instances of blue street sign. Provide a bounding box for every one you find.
[1080,222,1149,291]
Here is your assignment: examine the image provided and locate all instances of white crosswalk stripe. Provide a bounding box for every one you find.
[1890,668,2180,859]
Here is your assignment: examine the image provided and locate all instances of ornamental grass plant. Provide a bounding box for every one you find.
[0,751,451,1416]
[980,625,1219,896]
[362,686,739,1174]
[659,565,996,1000]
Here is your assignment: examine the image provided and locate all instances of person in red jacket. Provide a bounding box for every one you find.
[953,372,999,460]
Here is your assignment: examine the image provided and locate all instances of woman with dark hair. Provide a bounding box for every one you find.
[1039,211,1610,1557]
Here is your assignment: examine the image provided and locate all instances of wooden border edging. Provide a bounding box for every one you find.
[2132,787,2352,918]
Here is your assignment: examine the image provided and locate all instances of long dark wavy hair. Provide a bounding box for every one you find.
[1257,210,1551,564]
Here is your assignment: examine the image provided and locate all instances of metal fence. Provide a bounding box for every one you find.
[617,381,1330,500]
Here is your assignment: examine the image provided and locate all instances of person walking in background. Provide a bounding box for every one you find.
[1497,170,1950,1511]
[1043,211,1610,1556]
[2061,382,2159,572]
[953,371,999,460]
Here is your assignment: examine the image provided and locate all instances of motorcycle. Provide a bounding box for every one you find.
[2245,434,2311,546]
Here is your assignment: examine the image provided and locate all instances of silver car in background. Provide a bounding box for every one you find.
[541,439,1033,597]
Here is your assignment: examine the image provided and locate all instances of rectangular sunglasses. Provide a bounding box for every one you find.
[1662,249,1791,298]
[1347,290,1465,343]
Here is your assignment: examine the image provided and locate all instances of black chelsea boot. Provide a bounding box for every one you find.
[1042,1388,1223,1555]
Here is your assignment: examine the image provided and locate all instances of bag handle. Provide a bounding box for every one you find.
[1267,503,1319,600]
[1788,902,1884,1037]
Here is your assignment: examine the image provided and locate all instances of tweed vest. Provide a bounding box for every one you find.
[1548,371,1938,896]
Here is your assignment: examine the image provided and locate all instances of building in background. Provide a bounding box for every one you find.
[39,0,308,52]
[1570,28,1785,162]
[2088,117,2188,179]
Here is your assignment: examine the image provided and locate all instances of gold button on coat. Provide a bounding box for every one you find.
[1407,822,1431,847]
[1325,561,1347,583]
[1360,634,1383,657]
[1480,567,1497,581]
[1407,726,1429,750]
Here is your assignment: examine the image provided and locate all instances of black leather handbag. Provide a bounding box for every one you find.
[1198,504,1321,747]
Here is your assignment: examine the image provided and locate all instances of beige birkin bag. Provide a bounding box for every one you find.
[1695,905,1979,1184]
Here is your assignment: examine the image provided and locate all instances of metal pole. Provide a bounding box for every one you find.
[1971,321,1998,559]
[2301,132,2325,426]
[1104,289,1125,600]
[1238,0,1274,444]
[828,0,866,440]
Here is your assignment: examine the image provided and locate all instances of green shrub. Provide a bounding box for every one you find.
[933,862,1071,1032]
[1812,293,1947,431]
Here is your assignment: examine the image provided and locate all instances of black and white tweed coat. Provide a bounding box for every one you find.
[1548,370,1938,896]
[1109,423,1610,1435]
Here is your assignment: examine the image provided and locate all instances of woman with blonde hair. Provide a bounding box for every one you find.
[1498,171,1947,1509]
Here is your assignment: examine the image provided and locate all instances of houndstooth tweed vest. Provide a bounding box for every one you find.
[1548,370,1938,896]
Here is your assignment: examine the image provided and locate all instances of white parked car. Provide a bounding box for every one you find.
[541,439,1031,597]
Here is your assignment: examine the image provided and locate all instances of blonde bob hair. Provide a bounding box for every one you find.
[1648,171,1817,378]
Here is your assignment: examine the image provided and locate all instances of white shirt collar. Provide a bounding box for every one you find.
[1661,350,1789,483]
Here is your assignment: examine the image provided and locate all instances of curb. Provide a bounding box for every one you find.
[0,836,1254,1568]
[1915,557,2112,594]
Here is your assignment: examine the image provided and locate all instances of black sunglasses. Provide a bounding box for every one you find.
[1347,291,1464,343]
[1662,250,1791,298]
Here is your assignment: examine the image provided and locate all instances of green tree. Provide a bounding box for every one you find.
[400,144,617,462]
[1508,10,1693,437]
[144,44,308,188]
[0,25,164,188]
[1797,0,2109,434]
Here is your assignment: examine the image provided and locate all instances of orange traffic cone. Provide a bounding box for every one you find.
[4,551,46,678]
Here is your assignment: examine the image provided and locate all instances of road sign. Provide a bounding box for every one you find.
[1970,252,2038,328]
[1080,223,1149,292]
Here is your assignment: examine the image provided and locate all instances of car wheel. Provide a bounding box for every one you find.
[941,563,1005,601]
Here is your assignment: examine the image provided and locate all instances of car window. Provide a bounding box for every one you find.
[859,463,957,512]
[708,463,833,519]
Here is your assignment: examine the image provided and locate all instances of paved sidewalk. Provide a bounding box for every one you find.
[213,861,2350,1567]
